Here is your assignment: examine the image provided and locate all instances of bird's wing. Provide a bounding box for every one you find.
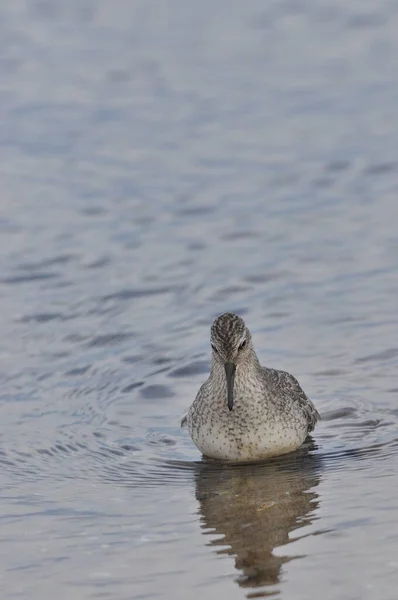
[180,379,210,428]
[264,367,320,432]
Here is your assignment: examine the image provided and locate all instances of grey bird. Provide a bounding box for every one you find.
[184,312,319,463]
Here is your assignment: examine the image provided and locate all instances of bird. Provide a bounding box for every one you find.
[184,312,319,463]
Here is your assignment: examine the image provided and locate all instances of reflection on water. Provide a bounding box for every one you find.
[196,447,320,597]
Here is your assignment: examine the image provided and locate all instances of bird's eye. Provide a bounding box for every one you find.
[238,340,247,350]
[211,344,218,354]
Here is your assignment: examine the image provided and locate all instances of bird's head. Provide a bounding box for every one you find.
[210,312,253,410]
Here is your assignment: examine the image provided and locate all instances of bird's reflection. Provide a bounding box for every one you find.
[195,442,321,596]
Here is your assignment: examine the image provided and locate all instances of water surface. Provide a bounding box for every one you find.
[1,1,398,598]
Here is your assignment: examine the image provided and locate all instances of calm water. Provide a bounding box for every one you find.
[1,1,398,598]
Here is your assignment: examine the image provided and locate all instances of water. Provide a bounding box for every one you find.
[1,0,398,598]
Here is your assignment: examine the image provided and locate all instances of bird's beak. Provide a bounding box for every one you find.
[224,362,236,411]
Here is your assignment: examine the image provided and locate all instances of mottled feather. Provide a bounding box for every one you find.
[262,368,320,432]
[185,312,320,463]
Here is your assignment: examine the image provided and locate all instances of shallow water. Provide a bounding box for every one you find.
[1,0,398,598]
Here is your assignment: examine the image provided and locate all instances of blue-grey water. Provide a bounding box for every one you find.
[1,1,398,598]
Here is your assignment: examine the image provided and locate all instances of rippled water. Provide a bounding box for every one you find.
[1,0,398,598]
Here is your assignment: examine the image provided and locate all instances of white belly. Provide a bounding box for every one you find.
[189,416,307,463]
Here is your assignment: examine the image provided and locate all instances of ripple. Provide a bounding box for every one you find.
[244,271,285,284]
[355,348,398,363]
[140,385,175,400]
[221,231,261,241]
[168,360,209,378]
[17,255,76,270]
[363,162,397,175]
[0,404,396,495]
[101,287,172,301]
[321,407,357,420]
[87,333,134,347]
[85,257,111,269]
[146,433,177,446]
[176,206,215,217]
[121,381,144,393]
[65,366,91,376]
[2,273,58,284]
[347,13,386,29]
[314,369,346,377]
[20,312,65,323]
[325,160,351,172]
[318,439,398,468]
[209,285,252,302]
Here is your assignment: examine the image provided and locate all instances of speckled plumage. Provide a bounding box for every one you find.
[184,313,319,463]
